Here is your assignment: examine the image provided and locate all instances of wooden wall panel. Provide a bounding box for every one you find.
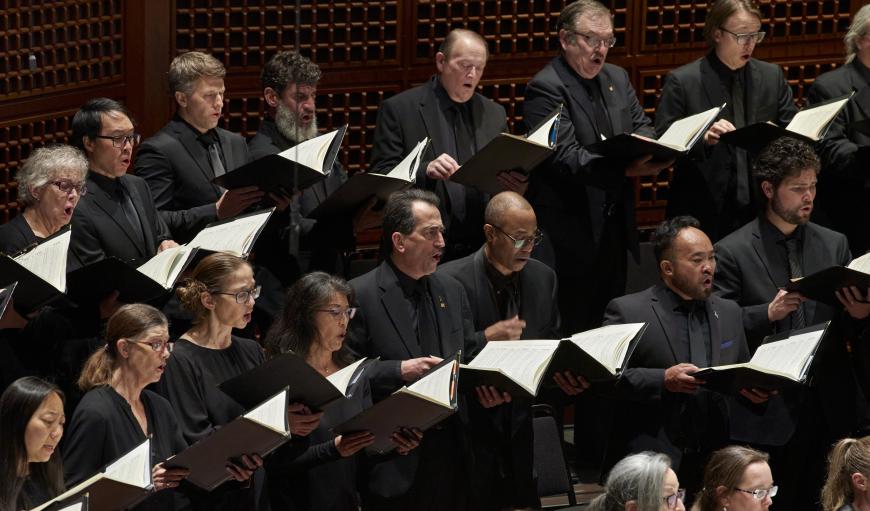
[0,0,867,228]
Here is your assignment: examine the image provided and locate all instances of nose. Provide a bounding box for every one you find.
[50,426,62,439]
[434,231,446,248]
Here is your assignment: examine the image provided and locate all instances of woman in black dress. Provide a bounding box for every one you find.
[0,376,66,511]
[157,253,267,511]
[264,271,421,511]
[62,303,190,511]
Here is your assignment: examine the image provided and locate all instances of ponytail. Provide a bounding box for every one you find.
[821,437,870,510]
[77,346,115,391]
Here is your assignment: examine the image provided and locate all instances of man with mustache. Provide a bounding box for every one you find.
[714,136,868,510]
[248,51,360,283]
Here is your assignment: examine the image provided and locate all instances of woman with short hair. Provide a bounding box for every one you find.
[588,451,685,511]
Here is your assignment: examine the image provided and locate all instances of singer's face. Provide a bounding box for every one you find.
[766,168,817,226]
[24,392,64,463]
[560,12,613,79]
[436,35,487,103]
[392,201,445,279]
[313,292,351,355]
[486,207,538,274]
[177,76,225,133]
[713,9,762,70]
[664,227,715,300]
[278,83,317,128]
[87,111,135,178]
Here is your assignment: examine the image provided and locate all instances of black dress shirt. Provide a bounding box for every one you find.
[662,286,712,367]
[483,257,521,319]
[391,260,442,356]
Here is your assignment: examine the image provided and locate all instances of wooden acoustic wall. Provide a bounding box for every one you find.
[0,0,867,229]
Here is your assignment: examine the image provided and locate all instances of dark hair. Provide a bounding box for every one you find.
[557,0,612,32]
[176,252,252,323]
[0,377,65,511]
[438,28,489,60]
[78,304,168,391]
[381,189,440,255]
[704,0,763,46]
[261,51,322,94]
[694,445,770,511]
[70,98,134,151]
[265,272,355,366]
[652,216,701,263]
[822,437,870,510]
[753,137,820,204]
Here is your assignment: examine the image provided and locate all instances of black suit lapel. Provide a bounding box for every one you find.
[847,62,870,119]
[600,68,626,135]
[419,85,448,159]
[746,60,764,124]
[700,58,729,118]
[472,248,501,329]
[121,177,155,254]
[749,221,779,288]
[171,121,218,186]
[707,298,724,365]
[89,182,146,257]
[650,287,680,362]
[801,226,828,323]
[218,129,245,171]
[552,57,600,139]
[377,265,423,358]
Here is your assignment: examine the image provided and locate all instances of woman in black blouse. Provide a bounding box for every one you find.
[0,376,66,511]
[157,253,267,511]
[62,303,190,511]
[264,271,421,511]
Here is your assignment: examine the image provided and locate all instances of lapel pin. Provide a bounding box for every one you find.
[714,310,719,319]
[438,296,447,308]
[608,84,614,92]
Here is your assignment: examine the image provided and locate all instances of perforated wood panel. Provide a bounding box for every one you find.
[174,1,401,69]
[0,0,124,98]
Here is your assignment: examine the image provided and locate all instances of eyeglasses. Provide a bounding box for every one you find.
[130,339,173,353]
[662,489,686,509]
[567,29,617,49]
[94,133,141,148]
[491,224,544,250]
[211,285,261,304]
[735,485,778,500]
[719,27,766,45]
[316,307,358,321]
[50,179,87,196]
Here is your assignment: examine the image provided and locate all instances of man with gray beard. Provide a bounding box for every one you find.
[249,51,359,281]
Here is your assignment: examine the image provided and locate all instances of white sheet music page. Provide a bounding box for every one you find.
[749,330,825,380]
[326,358,368,395]
[104,437,151,488]
[786,96,852,140]
[468,339,561,394]
[406,359,457,407]
[526,107,561,147]
[657,105,723,150]
[188,209,272,256]
[278,128,340,174]
[847,252,870,274]
[385,138,428,182]
[567,323,645,374]
[136,245,194,287]
[244,389,289,433]
[13,228,71,292]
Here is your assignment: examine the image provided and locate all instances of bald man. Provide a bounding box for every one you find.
[439,191,566,510]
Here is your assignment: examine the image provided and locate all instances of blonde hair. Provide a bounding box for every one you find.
[168,51,226,95]
[694,445,770,511]
[78,304,167,391]
[821,437,870,510]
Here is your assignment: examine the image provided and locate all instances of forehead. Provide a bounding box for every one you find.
[574,12,614,33]
[662,467,679,489]
[723,9,762,30]
[283,83,316,97]
[191,76,225,94]
[446,36,488,62]
[324,291,349,305]
[35,392,63,415]
[138,324,169,340]
[100,111,133,132]
[498,207,537,231]
[740,461,773,486]
[674,227,713,255]
[779,168,818,186]
[411,200,442,226]
[223,264,255,287]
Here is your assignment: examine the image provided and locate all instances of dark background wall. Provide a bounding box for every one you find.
[0,0,866,235]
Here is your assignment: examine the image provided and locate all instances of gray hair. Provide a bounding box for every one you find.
[845,4,870,63]
[17,145,88,208]
[587,452,672,511]
[557,0,612,33]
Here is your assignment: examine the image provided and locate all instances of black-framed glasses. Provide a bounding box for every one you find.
[130,339,173,353]
[316,307,358,321]
[211,285,261,304]
[719,27,766,45]
[94,133,141,148]
[50,179,87,196]
[491,224,544,250]
[735,485,778,500]
[662,488,686,509]
[566,29,617,49]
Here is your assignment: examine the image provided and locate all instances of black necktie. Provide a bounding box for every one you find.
[446,104,473,223]
[116,182,145,248]
[731,73,751,207]
[413,283,441,356]
[199,132,226,178]
[584,79,613,139]
[687,303,709,367]
[785,238,807,329]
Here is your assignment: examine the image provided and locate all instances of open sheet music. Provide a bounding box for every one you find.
[309,138,429,218]
[332,354,460,454]
[692,322,829,394]
[460,323,646,399]
[32,438,151,511]
[0,227,71,311]
[449,105,562,194]
[186,208,274,257]
[785,251,870,306]
[164,389,291,491]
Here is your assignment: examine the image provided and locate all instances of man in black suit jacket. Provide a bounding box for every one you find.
[656,0,797,242]
[439,191,564,510]
[135,51,263,243]
[248,51,358,281]
[807,5,870,255]
[369,29,509,262]
[346,189,490,510]
[522,1,672,335]
[714,137,868,510]
[603,216,757,498]
[68,98,175,270]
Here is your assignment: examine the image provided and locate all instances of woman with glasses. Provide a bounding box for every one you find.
[68,97,177,270]
[0,377,66,511]
[692,445,774,511]
[821,436,870,511]
[62,304,191,510]
[157,252,267,511]
[655,0,797,242]
[263,271,421,511]
[587,451,685,511]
